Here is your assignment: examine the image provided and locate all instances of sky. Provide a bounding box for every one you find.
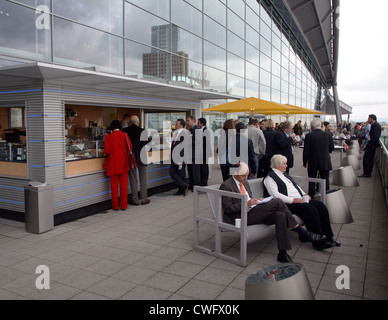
[337,0,388,122]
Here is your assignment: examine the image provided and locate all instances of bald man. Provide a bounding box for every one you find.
[220,163,317,263]
[122,115,152,205]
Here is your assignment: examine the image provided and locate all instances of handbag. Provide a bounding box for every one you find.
[125,134,137,170]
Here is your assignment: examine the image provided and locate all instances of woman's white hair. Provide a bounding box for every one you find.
[271,154,287,169]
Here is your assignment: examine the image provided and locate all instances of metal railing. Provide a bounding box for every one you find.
[376,139,388,207]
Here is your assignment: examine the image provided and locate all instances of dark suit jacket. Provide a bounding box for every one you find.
[122,125,152,165]
[303,129,334,171]
[369,121,382,148]
[230,134,257,175]
[263,128,276,158]
[220,177,252,224]
[170,130,188,165]
[272,129,294,168]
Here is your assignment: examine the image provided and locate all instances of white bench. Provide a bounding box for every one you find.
[193,176,326,266]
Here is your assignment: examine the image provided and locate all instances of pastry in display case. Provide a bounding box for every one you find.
[66,137,104,161]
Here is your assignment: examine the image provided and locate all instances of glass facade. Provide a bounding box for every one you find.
[0,0,324,109]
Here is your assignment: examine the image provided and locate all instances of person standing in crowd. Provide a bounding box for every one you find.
[186,115,201,190]
[104,120,131,211]
[218,119,236,181]
[303,118,334,197]
[170,119,189,196]
[264,155,339,251]
[232,122,257,179]
[248,118,266,179]
[120,114,131,129]
[293,120,304,146]
[262,119,277,177]
[197,118,213,186]
[122,115,152,206]
[272,121,297,174]
[359,114,382,178]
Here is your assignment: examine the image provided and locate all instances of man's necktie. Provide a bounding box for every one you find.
[239,183,246,195]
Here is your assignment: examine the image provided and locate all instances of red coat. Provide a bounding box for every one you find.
[104,130,131,176]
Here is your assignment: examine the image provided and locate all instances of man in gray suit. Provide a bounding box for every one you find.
[248,118,266,179]
[219,163,322,263]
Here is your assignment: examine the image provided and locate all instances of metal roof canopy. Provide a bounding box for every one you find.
[322,92,352,115]
[0,62,239,102]
[267,0,340,88]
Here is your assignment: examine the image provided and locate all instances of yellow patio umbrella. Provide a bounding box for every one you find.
[285,104,325,117]
[202,97,296,117]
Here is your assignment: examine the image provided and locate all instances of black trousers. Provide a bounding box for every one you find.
[169,163,188,192]
[308,170,330,198]
[287,200,334,239]
[248,199,298,251]
[200,163,209,186]
[363,144,378,176]
[188,163,201,187]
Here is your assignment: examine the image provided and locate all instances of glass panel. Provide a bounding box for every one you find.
[171,0,202,36]
[54,0,123,35]
[125,40,150,78]
[228,0,245,18]
[246,5,260,30]
[227,53,244,77]
[260,19,271,42]
[281,67,289,82]
[54,17,123,73]
[204,16,226,48]
[246,80,259,98]
[227,32,244,58]
[204,41,226,71]
[260,85,270,101]
[260,68,271,87]
[176,28,202,63]
[125,4,170,49]
[246,43,259,66]
[127,0,170,20]
[246,62,259,82]
[227,9,244,38]
[204,66,226,93]
[246,25,260,49]
[170,58,203,89]
[272,89,281,103]
[227,74,244,97]
[0,1,51,61]
[272,47,281,65]
[260,36,271,57]
[272,32,281,50]
[140,47,172,81]
[260,4,272,27]
[260,52,271,72]
[272,61,281,77]
[204,0,226,26]
[272,75,280,91]
[185,0,202,10]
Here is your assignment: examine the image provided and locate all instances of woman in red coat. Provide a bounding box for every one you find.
[104,120,131,211]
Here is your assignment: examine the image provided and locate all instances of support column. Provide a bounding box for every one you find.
[332,85,342,126]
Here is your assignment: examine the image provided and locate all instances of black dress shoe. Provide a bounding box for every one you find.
[313,241,335,251]
[307,231,326,244]
[358,174,371,178]
[173,191,183,196]
[328,238,341,247]
[277,253,293,263]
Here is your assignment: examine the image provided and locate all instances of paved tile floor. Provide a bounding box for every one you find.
[0,147,387,300]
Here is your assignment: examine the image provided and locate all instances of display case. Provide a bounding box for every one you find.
[65,137,104,161]
[0,141,27,162]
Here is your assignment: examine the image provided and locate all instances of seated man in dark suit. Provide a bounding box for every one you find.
[219,162,325,263]
[264,155,341,251]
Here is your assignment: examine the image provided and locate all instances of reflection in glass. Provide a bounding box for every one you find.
[204,0,226,26]
[227,53,244,78]
[204,16,226,49]
[227,9,244,38]
[204,66,226,93]
[227,74,244,97]
[246,25,260,49]
[246,80,259,98]
[176,27,202,63]
[0,1,51,61]
[128,0,170,20]
[246,62,259,82]
[246,43,259,66]
[227,32,244,58]
[260,85,270,100]
[171,0,202,36]
[204,41,226,71]
[125,3,170,48]
[54,0,123,35]
[54,18,123,73]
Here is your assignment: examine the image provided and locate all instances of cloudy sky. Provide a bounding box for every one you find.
[337,0,388,121]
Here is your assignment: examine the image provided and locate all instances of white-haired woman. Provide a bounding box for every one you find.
[264,155,340,250]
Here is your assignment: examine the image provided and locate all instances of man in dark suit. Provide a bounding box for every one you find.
[303,118,334,198]
[359,114,382,178]
[169,119,189,196]
[122,116,152,205]
[220,162,320,263]
[272,121,297,174]
[197,118,213,186]
[187,115,201,189]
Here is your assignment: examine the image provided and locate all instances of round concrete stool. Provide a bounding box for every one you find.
[325,188,354,224]
[245,263,314,300]
[346,149,361,160]
[341,155,361,170]
[332,166,359,187]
